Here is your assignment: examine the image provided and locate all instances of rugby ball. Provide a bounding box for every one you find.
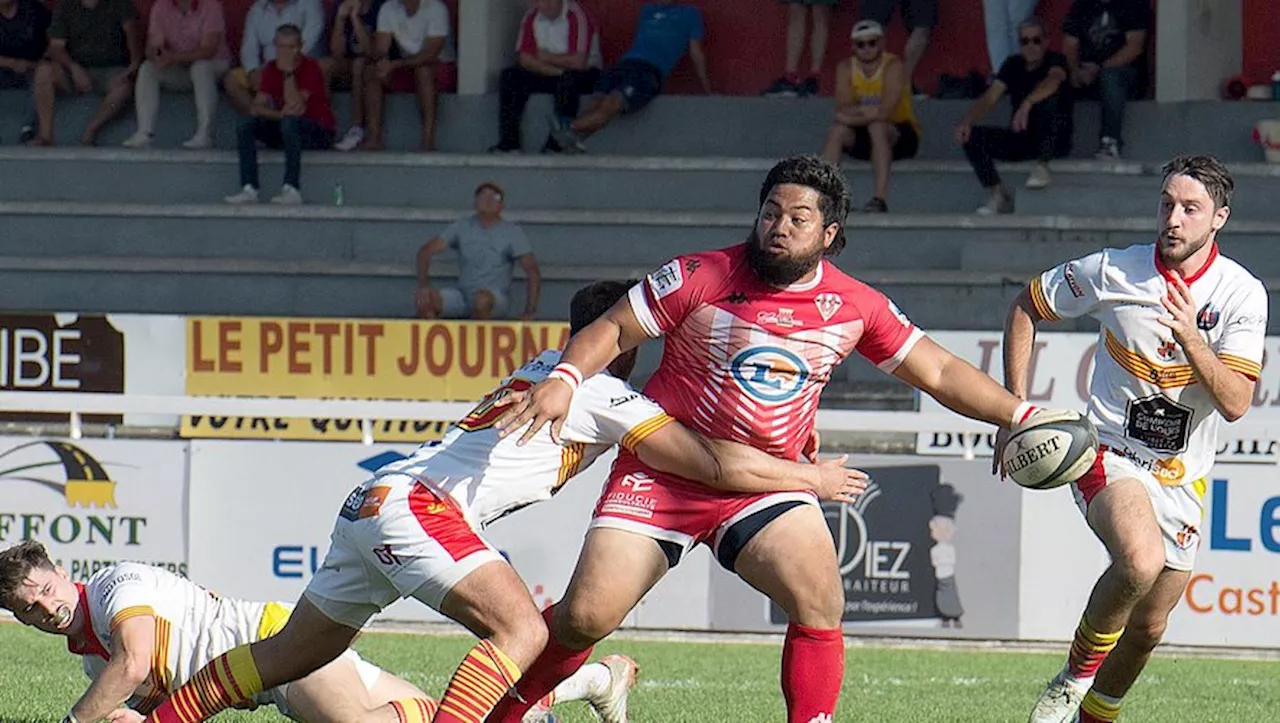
[1002,409,1100,490]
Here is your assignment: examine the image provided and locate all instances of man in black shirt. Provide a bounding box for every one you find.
[954,16,1071,214]
[1063,0,1149,159]
[0,0,50,141]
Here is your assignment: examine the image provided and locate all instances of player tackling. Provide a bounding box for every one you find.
[137,280,868,723]
[1000,155,1266,723]
[492,155,1062,722]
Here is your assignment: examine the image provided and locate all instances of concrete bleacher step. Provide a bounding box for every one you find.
[1,93,1276,163]
[4,148,1280,218]
[961,236,1280,277]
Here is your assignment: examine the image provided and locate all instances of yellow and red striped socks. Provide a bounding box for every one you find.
[144,645,264,723]
[1064,615,1123,687]
[389,697,440,722]
[433,639,523,723]
[1080,689,1124,722]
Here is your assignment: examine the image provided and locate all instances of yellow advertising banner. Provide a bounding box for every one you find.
[180,317,570,441]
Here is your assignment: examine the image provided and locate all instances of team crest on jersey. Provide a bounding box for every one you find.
[814,293,842,321]
[1175,524,1200,551]
[1156,338,1178,361]
[648,260,684,299]
[730,346,812,404]
[1196,303,1220,331]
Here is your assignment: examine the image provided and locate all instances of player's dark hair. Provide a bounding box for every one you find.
[758,155,851,255]
[0,540,55,611]
[570,280,632,334]
[1163,154,1234,209]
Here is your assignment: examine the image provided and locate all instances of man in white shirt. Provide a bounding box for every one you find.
[491,0,601,153]
[223,0,323,115]
[347,0,455,152]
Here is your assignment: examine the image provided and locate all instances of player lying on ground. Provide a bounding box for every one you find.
[1003,156,1266,723]
[489,155,1071,723]
[139,280,868,723]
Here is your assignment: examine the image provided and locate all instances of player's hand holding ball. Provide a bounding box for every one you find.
[998,408,1099,490]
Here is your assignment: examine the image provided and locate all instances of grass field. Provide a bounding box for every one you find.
[2,623,1275,722]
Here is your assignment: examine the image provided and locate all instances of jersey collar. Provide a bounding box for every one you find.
[784,260,824,292]
[1154,242,1218,285]
[65,583,110,660]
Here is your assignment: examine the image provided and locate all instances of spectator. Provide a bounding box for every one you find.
[859,0,934,91]
[359,0,456,152]
[548,0,708,154]
[121,0,232,149]
[490,0,601,154]
[29,0,141,146]
[322,0,381,151]
[1063,0,1148,159]
[760,0,834,98]
[820,20,918,213]
[983,0,1039,76]
[415,182,541,321]
[0,0,50,143]
[955,17,1071,214]
[224,24,334,205]
[224,0,322,115]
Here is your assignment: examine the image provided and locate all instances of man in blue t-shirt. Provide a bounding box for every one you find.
[547,0,709,153]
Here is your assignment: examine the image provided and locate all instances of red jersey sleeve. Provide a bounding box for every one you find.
[259,62,283,102]
[853,286,925,372]
[516,9,537,54]
[627,252,724,338]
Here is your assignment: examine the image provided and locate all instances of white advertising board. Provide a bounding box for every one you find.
[0,436,188,581]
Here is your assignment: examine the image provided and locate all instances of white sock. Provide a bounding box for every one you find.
[549,662,612,703]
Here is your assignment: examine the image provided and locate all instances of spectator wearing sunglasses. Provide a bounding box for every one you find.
[954,16,1071,214]
[820,19,919,213]
[414,182,542,320]
[1063,0,1149,159]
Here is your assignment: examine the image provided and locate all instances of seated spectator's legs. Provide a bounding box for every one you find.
[413,65,437,152]
[279,115,335,189]
[866,120,897,204]
[496,66,559,151]
[223,67,261,116]
[188,60,229,146]
[554,69,600,123]
[323,56,369,133]
[469,289,498,320]
[27,62,124,145]
[863,0,935,87]
[0,67,37,138]
[1029,93,1073,163]
[236,115,276,190]
[79,67,132,146]
[840,121,918,211]
[29,61,62,145]
[962,125,1034,190]
[360,61,387,149]
[982,0,1038,75]
[571,60,661,139]
[129,59,227,147]
[820,121,855,166]
[430,287,509,320]
[130,60,164,141]
[1096,65,1138,150]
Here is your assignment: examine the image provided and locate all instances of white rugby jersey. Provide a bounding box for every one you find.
[375,349,674,528]
[1031,243,1267,485]
[72,563,289,714]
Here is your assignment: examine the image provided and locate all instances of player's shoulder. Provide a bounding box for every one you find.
[86,562,153,608]
[1215,252,1266,291]
[819,262,890,308]
[649,244,745,299]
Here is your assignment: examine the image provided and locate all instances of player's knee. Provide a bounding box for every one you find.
[868,121,892,141]
[557,597,618,646]
[1117,547,1165,593]
[1126,615,1169,651]
[471,290,496,318]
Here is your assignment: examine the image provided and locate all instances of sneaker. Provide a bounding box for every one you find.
[976,188,1014,215]
[860,196,888,213]
[121,131,152,149]
[270,184,303,205]
[761,76,800,98]
[551,126,585,154]
[1095,136,1121,160]
[224,185,259,204]
[334,125,365,152]
[586,654,639,723]
[540,135,562,154]
[18,125,34,144]
[798,76,819,97]
[1027,674,1086,723]
[182,134,211,150]
[1025,163,1052,189]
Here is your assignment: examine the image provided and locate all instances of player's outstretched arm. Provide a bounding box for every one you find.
[893,336,1027,431]
[497,297,651,445]
[69,614,155,723]
[634,424,868,502]
[1003,285,1049,402]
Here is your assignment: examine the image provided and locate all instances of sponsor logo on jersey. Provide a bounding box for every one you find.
[1064,264,1085,298]
[729,346,811,404]
[1196,303,1220,331]
[610,394,639,407]
[648,260,684,300]
[1153,457,1186,486]
[814,293,842,321]
[756,308,802,328]
[887,300,912,327]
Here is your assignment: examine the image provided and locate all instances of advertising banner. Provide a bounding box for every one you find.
[0,436,188,581]
[185,441,710,628]
[181,317,569,442]
[0,313,185,426]
[709,457,1024,639]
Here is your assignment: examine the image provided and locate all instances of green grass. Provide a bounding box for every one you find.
[2,622,1275,722]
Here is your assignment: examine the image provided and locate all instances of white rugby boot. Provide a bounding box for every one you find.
[1028,673,1086,723]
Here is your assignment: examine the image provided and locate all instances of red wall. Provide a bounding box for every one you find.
[1243,0,1280,86]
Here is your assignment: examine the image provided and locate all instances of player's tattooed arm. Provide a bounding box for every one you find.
[634,424,868,502]
[72,615,155,723]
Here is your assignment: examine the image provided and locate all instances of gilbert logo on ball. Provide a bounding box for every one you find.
[1002,410,1100,490]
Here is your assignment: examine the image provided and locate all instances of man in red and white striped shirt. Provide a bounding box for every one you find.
[490,0,600,153]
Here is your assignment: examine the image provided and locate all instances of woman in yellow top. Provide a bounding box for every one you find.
[820,20,920,213]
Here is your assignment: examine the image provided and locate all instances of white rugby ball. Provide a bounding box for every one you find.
[1002,409,1100,490]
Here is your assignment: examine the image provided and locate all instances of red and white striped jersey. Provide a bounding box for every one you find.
[624,243,923,464]
[515,0,602,68]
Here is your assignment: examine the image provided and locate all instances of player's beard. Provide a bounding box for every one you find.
[1158,226,1212,265]
[746,229,825,287]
